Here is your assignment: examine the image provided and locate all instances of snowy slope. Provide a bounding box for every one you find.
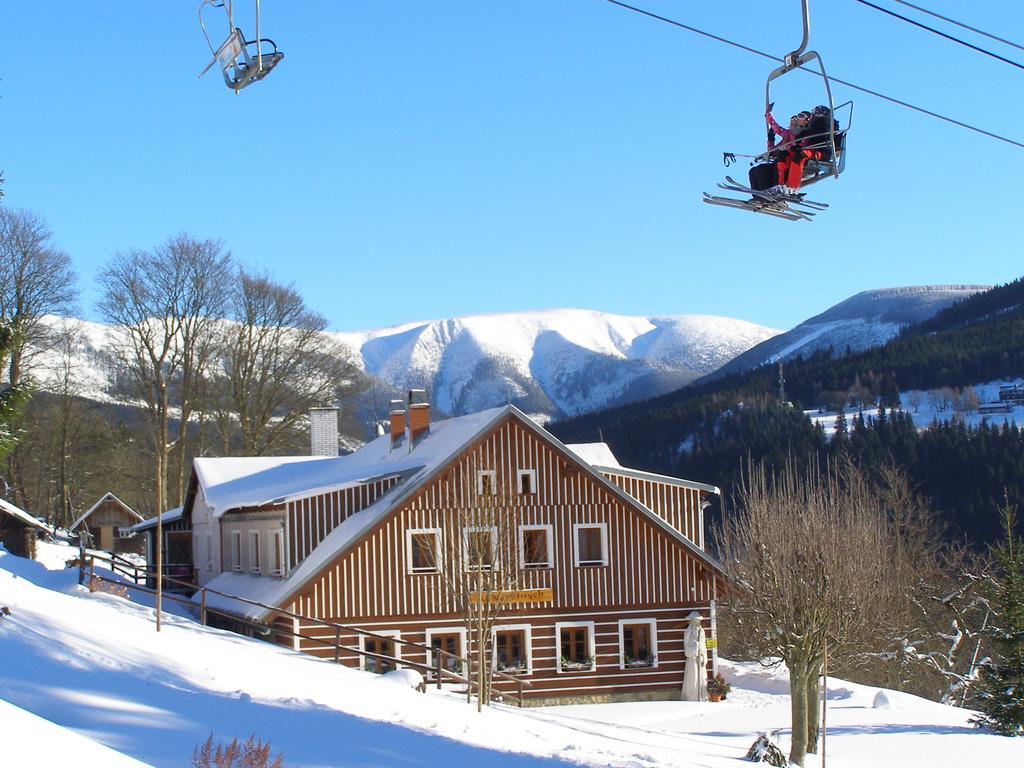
[333,309,778,417]
[707,285,988,380]
[2,545,1022,768]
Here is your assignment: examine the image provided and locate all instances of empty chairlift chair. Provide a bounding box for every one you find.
[199,0,284,93]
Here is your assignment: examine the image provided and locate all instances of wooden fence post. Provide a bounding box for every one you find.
[87,558,95,592]
[334,628,341,664]
[78,537,86,586]
[435,650,443,690]
[200,588,207,625]
[517,679,524,707]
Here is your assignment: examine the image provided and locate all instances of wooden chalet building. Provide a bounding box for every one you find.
[0,497,49,559]
[71,492,145,556]
[185,400,724,704]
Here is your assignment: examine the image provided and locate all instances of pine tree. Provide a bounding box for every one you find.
[973,498,1024,736]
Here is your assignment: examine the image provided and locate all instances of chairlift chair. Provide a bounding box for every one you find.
[199,0,283,93]
[702,0,852,221]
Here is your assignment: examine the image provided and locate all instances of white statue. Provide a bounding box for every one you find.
[682,611,709,701]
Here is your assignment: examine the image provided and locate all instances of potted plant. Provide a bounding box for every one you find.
[707,673,731,702]
[497,658,529,674]
[624,653,656,668]
[560,655,594,672]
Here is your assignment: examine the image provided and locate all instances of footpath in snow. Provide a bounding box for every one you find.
[1,544,1022,768]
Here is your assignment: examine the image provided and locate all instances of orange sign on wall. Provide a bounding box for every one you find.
[469,588,554,606]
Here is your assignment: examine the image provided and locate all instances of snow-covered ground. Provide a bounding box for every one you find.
[808,378,1023,439]
[1,543,1021,768]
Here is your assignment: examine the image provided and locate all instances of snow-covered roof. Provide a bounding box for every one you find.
[565,442,622,468]
[193,405,724,623]
[194,407,508,517]
[130,507,184,533]
[0,497,49,531]
[70,492,144,531]
[596,465,721,495]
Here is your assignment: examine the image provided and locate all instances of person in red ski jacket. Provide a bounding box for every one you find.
[774,106,833,193]
[748,109,809,191]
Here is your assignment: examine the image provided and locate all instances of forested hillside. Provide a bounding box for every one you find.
[550,279,1024,546]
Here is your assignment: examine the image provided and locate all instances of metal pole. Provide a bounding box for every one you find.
[822,639,828,768]
[156,511,162,632]
[255,0,263,72]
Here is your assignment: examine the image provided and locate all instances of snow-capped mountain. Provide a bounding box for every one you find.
[334,309,780,418]
[705,285,989,381]
[31,310,780,421]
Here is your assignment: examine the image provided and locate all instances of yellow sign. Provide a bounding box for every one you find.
[469,588,554,606]
[705,638,718,650]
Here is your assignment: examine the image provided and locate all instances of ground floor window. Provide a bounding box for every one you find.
[361,632,400,674]
[619,618,659,669]
[493,625,531,674]
[425,629,465,673]
[556,621,595,672]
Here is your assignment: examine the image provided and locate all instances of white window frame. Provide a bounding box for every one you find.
[358,629,402,672]
[248,529,261,574]
[618,618,660,670]
[406,528,442,574]
[573,522,609,567]
[516,468,537,495]
[463,525,498,571]
[230,530,242,572]
[424,626,467,673]
[555,620,597,674]
[491,623,533,675]
[518,524,554,569]
[271,529,285,576]
[476,469,497,495]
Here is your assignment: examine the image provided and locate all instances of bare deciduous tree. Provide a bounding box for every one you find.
[0,208,78,501]
[436,451,526,710]
[208,269,364,456]
[98,235,231,629]
[0,208,78,387]
[717,457,929,766]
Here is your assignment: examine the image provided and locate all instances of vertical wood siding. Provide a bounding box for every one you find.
[287,476,401,566]
[600,471,704,548]
[291,420,714,620]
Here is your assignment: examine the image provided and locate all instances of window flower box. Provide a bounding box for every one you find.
[496,659,529,675]
[624,654,656,669]
[560,655,594,672]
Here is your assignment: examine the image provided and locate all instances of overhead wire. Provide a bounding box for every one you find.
[601,0,1024,150]
[853,0,1024,72]
[891,0,1024,54]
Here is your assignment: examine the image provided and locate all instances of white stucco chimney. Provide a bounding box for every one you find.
[310,407,339,457]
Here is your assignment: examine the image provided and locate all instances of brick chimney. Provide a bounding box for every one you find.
[408,389,430,442]
[309,407,339,457]
[389,399,406,447]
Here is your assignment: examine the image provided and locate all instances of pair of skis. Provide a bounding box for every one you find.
[703,176,828,222]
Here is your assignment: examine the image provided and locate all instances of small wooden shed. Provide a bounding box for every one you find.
[0,497,49,559]
[71,493,145,555]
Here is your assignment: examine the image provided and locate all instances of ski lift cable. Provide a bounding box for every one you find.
[853,0,1024,72]
[601,0,1024,150]
[891,0,1024,55]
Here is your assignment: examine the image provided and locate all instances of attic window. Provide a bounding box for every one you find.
[476,470,497,495]
[517,469,537,495]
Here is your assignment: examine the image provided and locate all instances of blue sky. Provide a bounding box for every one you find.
[2,1,1022,333]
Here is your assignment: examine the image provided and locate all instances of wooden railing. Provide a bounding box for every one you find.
[83,552,532,707]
